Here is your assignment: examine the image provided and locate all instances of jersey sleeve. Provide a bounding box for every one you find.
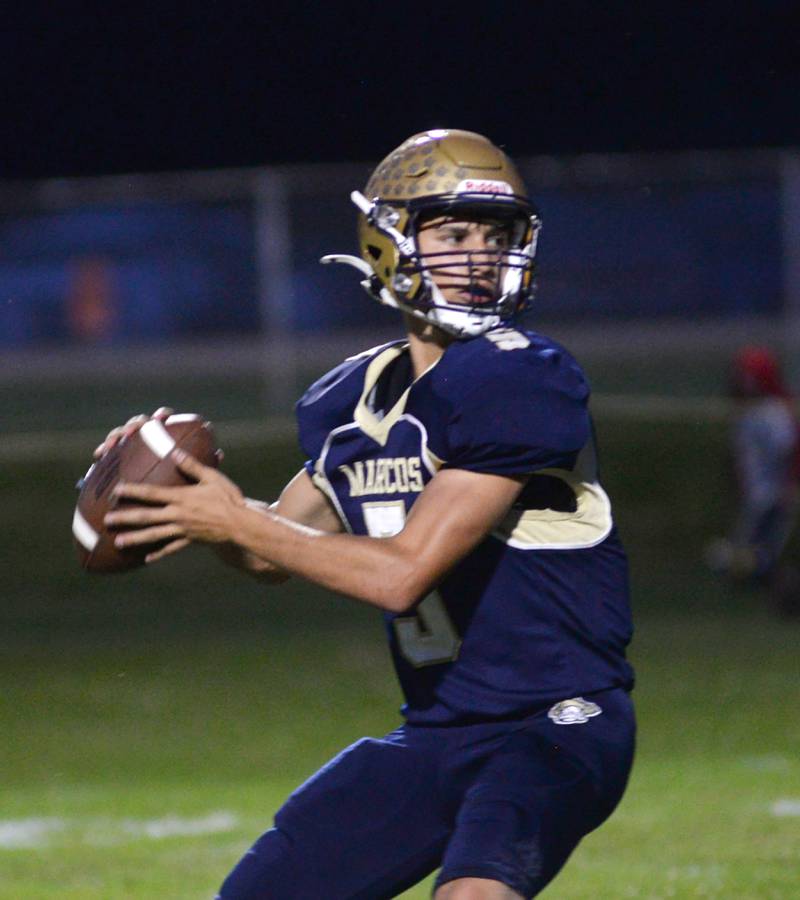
[295,344,394,471]
[295,360,359,471]
[442,345,591,476]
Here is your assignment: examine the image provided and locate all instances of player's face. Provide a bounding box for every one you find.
[416,216,512,306]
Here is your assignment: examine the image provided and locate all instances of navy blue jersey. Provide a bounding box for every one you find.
[296,327,634,725]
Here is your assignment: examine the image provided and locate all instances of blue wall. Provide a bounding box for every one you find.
[533,181,781,320]
[0,200,257,346]
[0,176,784,347]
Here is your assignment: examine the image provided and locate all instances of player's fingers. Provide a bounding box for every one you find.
[93,414,148,458]
[94,425,127,457]
[171,449,211,481]
[109,481,181,505]
[103,506,165,528]
[151,406,174,420]
[93,440,110,459]
[106,496,184,526]
[125,413,149,427]
[114,524,184,549]
[145,537,190,564]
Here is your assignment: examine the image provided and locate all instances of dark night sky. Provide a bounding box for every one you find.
[2,2,799,179]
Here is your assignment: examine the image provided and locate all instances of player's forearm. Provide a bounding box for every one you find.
[229,505,425,612]
[213,499,291,582]
[213,541,290,583]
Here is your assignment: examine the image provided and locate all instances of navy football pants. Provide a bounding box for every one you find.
[217,688,635,899]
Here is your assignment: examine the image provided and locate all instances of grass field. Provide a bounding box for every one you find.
[3,410,800,898]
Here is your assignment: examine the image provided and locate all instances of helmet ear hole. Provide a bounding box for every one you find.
[367,244,382,260]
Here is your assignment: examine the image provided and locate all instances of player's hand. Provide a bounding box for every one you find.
[93,407,174,459]
[104,450,246,562]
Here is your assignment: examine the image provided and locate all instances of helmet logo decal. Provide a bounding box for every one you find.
[455,179,514,195]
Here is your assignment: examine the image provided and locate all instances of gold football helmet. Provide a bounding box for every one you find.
[322,129,541,338]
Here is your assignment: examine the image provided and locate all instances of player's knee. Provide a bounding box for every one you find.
[434,876,525,900]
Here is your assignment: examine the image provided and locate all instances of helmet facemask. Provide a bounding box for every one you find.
[391,195,540,337]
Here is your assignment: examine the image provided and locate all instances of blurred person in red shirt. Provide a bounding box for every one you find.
[706,346,800,615]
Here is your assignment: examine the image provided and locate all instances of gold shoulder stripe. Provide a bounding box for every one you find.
[492,468,613,550]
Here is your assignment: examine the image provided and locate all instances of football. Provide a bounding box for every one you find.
[73,414,221,573]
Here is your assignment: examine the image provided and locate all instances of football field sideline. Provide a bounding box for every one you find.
[0,394,729,462]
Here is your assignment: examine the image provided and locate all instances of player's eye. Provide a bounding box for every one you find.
[484,229,511,250]
[439,228,468,245]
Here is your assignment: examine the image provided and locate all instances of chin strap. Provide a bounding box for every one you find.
[319,253,373,278]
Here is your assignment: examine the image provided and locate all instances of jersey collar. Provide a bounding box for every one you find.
[354,343,441,445]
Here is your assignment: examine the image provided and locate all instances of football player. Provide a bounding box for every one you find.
[103,129,636,899]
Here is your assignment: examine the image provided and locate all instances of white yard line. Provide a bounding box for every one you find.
[739,754,792,772]
[0,812,239,849]
[120,811,239,840]
[0,818,65,849]
[771,799,800,817]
